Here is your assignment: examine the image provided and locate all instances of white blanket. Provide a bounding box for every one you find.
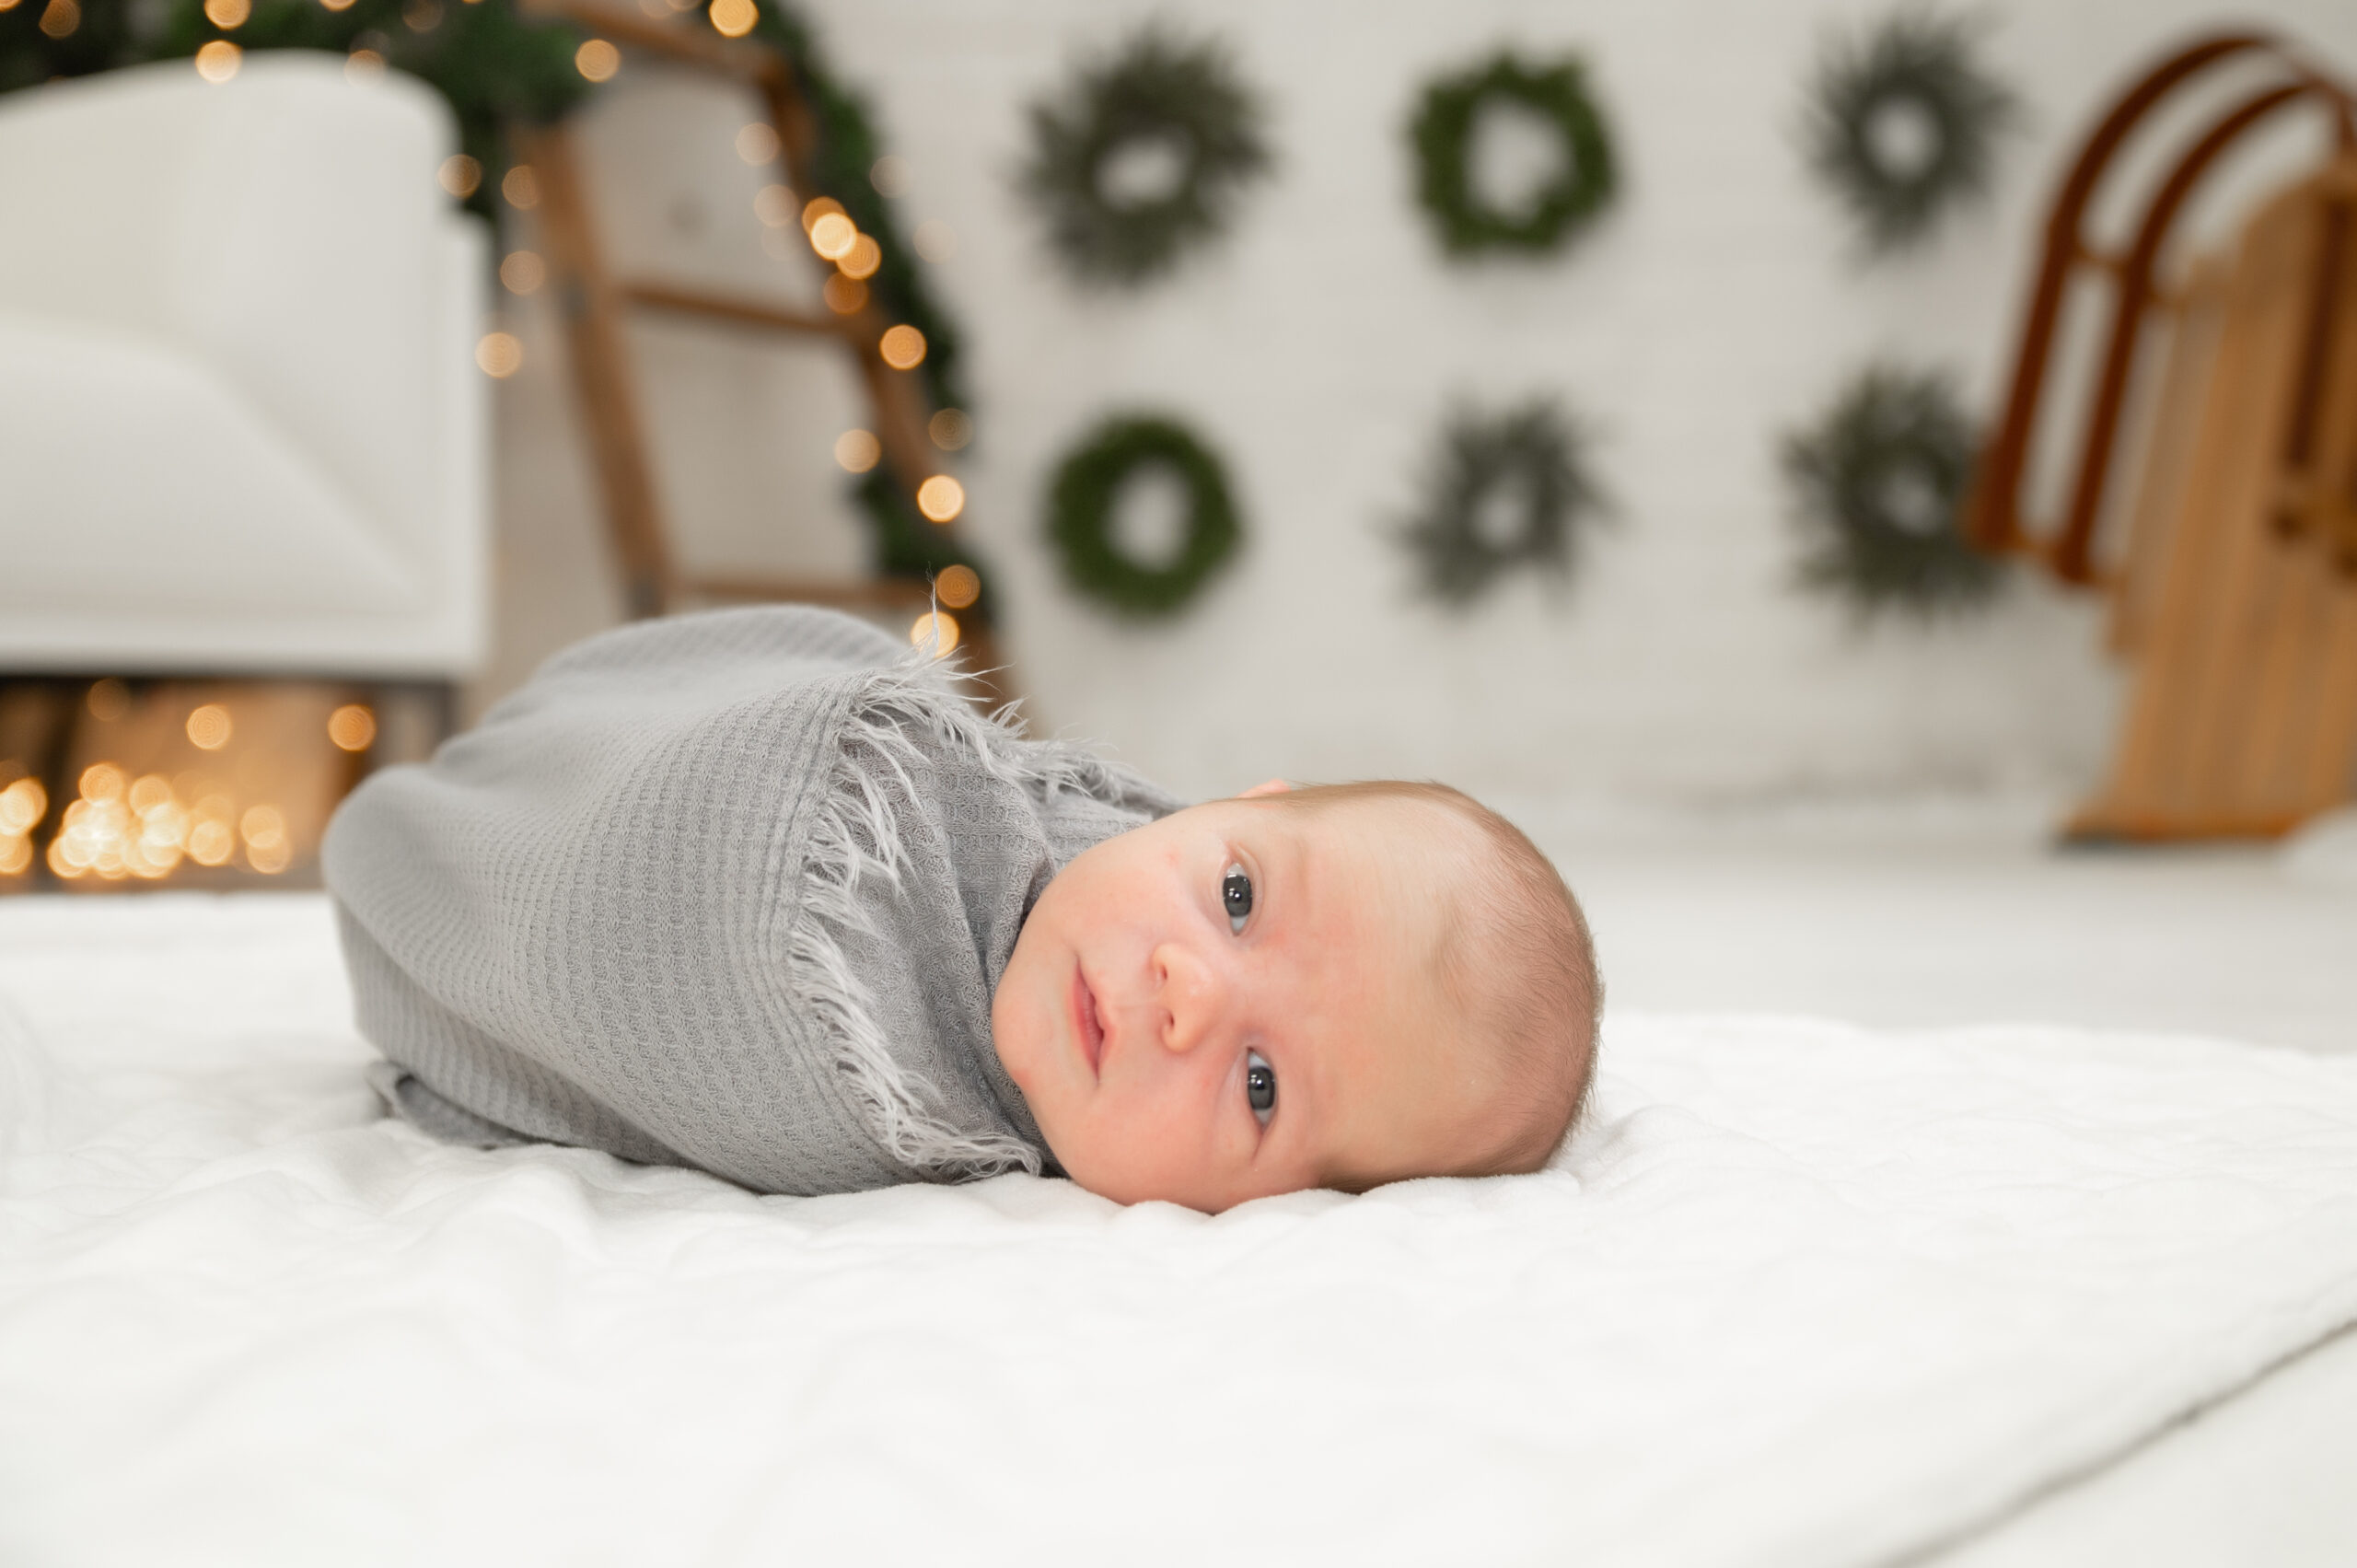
[4,895,2355,1568]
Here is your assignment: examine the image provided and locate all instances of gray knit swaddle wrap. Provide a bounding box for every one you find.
[322,607,1178,1195]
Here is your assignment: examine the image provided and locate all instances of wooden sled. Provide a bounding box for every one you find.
[1968,34,2357,840]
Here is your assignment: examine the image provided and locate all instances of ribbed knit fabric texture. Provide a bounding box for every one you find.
[321,607,1178,1195]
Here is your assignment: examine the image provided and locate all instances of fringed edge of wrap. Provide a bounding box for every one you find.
[791,646,1120,1181]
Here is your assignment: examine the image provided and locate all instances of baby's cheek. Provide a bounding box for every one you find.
[987,949,1052,1090]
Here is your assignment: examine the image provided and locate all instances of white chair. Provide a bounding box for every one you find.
[0,55,488,679]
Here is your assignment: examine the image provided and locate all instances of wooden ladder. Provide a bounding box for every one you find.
[511,0,1008,694]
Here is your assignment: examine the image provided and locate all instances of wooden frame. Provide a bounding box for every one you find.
[513,0,1009,694]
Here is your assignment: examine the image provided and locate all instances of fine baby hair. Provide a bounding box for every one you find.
[1254,780,1602,1179]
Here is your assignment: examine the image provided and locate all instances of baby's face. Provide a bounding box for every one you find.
[993,785,1502,1211]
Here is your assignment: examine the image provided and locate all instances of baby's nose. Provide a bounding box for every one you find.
[1153,942,1227,1054]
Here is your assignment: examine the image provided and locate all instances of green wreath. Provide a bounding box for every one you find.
[1802,9,2018,255]
[1047,416,1243,617]
[1783,366,2003,619]
[1409,52,1617,258]
[1018,25,1271,287]
[1397,400,1610,605]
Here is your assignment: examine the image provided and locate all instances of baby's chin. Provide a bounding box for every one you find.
[1053,1135,1287,1213]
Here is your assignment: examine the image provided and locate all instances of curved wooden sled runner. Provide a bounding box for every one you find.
[1969,33,2357,840]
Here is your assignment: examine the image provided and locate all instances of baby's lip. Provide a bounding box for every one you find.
[1071,963,1105,1081]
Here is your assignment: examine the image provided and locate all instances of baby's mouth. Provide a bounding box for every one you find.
[1071,965,1105,1080]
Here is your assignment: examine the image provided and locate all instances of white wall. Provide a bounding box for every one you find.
[484,0,2357,806]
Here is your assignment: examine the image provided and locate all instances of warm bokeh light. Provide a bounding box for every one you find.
[438,154,482,199]
[935,563,981,610]
[185,704,233,750]
[127,773,172,814]
[928,408,972,451]
[502,165,540,210]
[878,324,927,370]
[477,331,524,377]
[752,183,795,227]
[822,274,867,315]
[833,429,881,473]
[800,196,844,231]
[575,39,620,82]
[916,474,965,523]
[203,0,249,26]
[328,704,377,752]
[241,805,290,874]
[0,777,46,836]
[80,762,124,803]
[37,0,76,40]
[193,40,241,81]
[737,122,780,166]
[909,611,960,656]
[0,836,29,877]
[839,233,881,280]
[912,219,956,263]
[870,154,911,197]
[808,213,856,261]
[403,0,440,30]
[344,48,385,81]
[500,250,546,295]
[320,0,357,12]
[86,678,129,722]
[188,800,235,866]
[707,0,754,37]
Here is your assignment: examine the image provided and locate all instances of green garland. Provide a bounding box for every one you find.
[1801,9,2017,255]
[1018,24,1271,288]
[1397,400,1610,605]
[1046,415,1242,617]
[1783,365,2003,619]
[1409,52,1617,258]
[3,0,984,605]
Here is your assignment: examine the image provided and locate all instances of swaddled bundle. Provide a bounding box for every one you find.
[323,607,1177,1195]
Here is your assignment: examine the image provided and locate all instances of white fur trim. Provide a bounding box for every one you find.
[789,645,1111,1179]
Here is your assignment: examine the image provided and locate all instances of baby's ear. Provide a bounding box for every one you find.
[1237,778,1293,799]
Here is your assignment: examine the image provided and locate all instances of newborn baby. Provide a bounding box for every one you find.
[325,607,1599,1213]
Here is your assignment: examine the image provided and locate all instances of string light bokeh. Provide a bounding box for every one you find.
[879,325,927,369]
[194,40,241,82]
[916,474,965,522]
[438,154,482,199]
[909,610,961,656]
[500,250,546,295]
[477,331,524,377]
[0,683,380,891]
[934,564,981,610]
[575,38,620,83]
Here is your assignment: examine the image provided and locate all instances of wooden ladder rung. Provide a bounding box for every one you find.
[621,282,844,340]
[519,0,780,83]
[680,574,935,611]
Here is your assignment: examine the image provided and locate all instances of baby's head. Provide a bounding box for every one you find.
[993,778,1601,1211]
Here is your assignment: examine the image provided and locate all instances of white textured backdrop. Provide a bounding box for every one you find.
[483,0,2357,805]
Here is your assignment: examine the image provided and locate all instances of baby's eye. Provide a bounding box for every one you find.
[1221,864,1253,935]
[1245,1048,1276,1127]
